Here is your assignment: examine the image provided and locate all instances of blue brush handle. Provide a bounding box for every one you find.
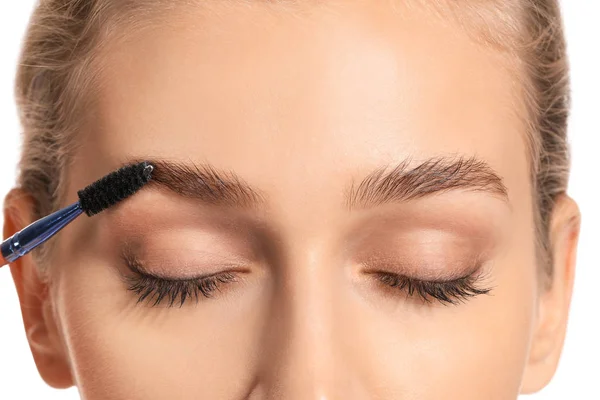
[1,202,83,264]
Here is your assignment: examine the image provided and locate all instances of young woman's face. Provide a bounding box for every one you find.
[46,2,543,399]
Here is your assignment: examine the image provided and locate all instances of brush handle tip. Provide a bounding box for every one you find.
[0,202,83,266]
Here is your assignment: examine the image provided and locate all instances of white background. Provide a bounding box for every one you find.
[0,1,598,399]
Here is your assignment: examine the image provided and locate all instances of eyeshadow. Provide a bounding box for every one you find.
[113,211,266,279]
[357,248,486,281]
[346,210,501,280]
[119,234,256,279]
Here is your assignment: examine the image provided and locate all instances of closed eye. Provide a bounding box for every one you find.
[125,270,240,307]
[368,269,493,305]
[121,252,245,307]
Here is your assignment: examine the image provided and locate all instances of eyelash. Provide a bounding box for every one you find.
[126,271,238,307]
[123,254,240,307]
[124,258,491,308]
[371,270,492,305]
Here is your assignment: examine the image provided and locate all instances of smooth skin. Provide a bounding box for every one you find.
[4,1,580,399]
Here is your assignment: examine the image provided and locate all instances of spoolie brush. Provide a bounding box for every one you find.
[1,161,154,266]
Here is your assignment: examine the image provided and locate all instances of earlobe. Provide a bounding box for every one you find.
[521,195,581,394]
[3,188,74,389]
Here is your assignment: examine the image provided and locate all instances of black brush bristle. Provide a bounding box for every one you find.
[78,161,154,216]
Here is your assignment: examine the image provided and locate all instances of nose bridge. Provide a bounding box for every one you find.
[258,247,343,400]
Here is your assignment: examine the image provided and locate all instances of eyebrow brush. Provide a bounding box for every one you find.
[1,161,154,267]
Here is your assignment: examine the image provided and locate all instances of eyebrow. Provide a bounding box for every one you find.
[140,159,265,208]
[126,155,507,210]
[346,156,508,210]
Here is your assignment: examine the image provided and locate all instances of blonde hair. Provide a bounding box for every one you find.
[14,0,570,282]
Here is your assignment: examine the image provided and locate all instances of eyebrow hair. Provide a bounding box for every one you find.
[125,155,507,211]
[137,159,265,208]
[346,156,509,210]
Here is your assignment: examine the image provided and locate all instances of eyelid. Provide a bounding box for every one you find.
[349,228,497,277]
[122,249,251,281]
[119,238,255,278]
[131,261,238,282]
[358,252,485,281]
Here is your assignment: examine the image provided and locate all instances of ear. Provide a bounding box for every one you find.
[521,194,581,393]
[3,188,74,389]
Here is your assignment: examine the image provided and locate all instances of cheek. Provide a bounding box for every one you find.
[354,256,537,398]
[51,254,271,400]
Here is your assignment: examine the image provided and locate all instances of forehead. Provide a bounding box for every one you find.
[79,1,530,209]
